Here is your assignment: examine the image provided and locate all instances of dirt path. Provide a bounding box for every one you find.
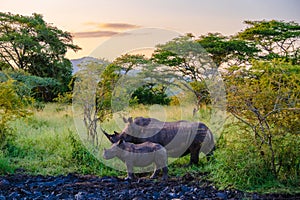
[0,173,299,199]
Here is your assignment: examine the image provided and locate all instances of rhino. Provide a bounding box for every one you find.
[103,139,168,180]
[102,117,215,165]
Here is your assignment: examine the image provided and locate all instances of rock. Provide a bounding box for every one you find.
[0,173,299,199]
[8,192,20,199]
[216,192,227,199]
[0,179,9,186]
[132,196,146,200]
[168,192,178,198]
[75,192,86,200]
[101,176,119,183]
[21,188,32,195]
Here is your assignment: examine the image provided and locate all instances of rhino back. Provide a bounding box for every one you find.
[136,120,209,148]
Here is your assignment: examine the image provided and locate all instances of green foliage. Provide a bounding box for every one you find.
[33,101,45,111]
[152,34,219,106]
[197,33,258,66]
[68,132,119,175]
[3,104,119,176]
[211,124,271,189]
[114,54,149,73]
[0,151,14,174]
[152,34,208,81]
[237,20,300,64]
[0,12,81,100]
[0,79,32,147]
[53,92,73,104]
[189,81,210,104]
[224,60,300,184]
[209,123,299,192]
[95,55,171,120]
[97,63,121,121]
[131,83,171,105]
[0,70,61,101]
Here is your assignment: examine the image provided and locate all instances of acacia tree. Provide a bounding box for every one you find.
[152,35,226,107]
[237,20,300,64]
[197,33,258,67]
[0,12,81,99]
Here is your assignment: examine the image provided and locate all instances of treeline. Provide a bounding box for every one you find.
[1,12,299,190]
[75,18,300,190]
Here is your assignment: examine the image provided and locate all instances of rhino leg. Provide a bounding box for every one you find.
[125,173,135,181]
[125,163,135,180]
[189,143,201,165]
[162,167,168,180]
[150,168,161,179]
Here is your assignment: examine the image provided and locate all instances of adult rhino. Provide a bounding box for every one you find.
[102,117,215,165]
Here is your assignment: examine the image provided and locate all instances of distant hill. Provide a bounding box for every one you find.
[70,57,105,74]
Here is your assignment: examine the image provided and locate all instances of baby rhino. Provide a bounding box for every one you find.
[103,139,168,180]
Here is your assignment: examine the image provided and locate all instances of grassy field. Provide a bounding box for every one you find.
[2,103,210,177]
[1,103,299,194]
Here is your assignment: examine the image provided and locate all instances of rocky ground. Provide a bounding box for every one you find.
[0,173,299,200]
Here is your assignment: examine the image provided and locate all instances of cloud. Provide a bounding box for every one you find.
[73,30,119,38]
[83,22,141,30]
[73,22,140,38]
[100,23,140,30]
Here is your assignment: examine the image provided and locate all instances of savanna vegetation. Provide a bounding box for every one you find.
[0,12,299,194]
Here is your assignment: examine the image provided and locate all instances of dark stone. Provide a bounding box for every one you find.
[0,173,299,199]
[0,179,9,186]
[216,192,227,199]
[8,192,20,199]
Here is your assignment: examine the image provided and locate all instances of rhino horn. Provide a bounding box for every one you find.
[101,127,114,143]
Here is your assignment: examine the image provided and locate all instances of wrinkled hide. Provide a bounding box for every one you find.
[102,117,215,165]
[103,140,168,180]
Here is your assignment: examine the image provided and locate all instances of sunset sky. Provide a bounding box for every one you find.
[2,0,300,59]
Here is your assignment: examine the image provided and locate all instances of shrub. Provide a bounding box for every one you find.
[224,60,300,181]
[0,151,13,174]
[210,122,300,192]
[68,131,119,176]
[0,80,31,147]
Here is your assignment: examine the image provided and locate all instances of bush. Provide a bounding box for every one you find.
[224,60,300,183]
[68,132,119,176]
[0,151,14,174]
[131,83,171,105]
[0,80,32,147]
[209,123,300,192]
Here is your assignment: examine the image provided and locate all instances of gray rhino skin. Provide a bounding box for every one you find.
[103,139,168,180]
[102,117,215,165]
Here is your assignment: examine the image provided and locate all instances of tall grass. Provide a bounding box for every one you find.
[4,103,117,176]
[2,103,298,194]
[207,122,300,194]
[3,103,211,177]
[6,104,75,175]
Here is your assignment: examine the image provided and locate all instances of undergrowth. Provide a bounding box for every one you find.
[0,103,298,194]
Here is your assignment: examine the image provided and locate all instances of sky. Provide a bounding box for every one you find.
[1,0,300,59]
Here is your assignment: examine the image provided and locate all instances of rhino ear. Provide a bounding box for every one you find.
[114,131,120,135]
[122,117,128,123]
[128,117,133,124]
